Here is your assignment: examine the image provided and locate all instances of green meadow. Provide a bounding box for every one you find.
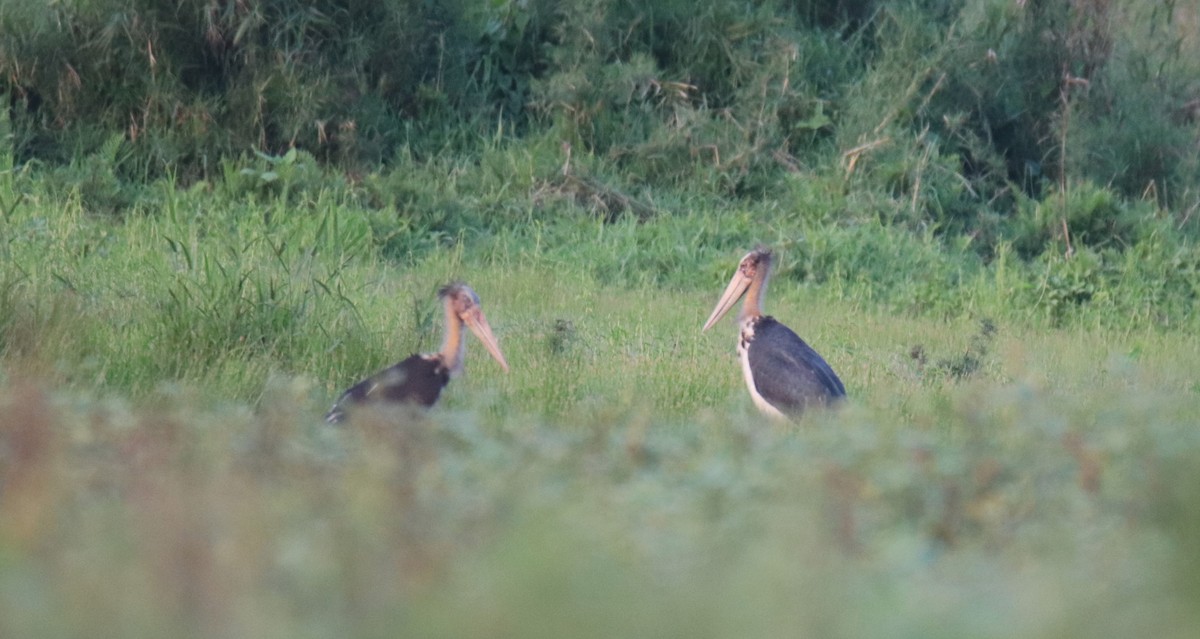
[3,1,1200,637]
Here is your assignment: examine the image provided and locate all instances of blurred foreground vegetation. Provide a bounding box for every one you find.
[3,338,1200,638]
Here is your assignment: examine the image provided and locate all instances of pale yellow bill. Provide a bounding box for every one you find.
[702,271,752,332]
[464,308,510,372]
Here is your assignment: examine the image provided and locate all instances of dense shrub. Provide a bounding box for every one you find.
[2,0,1198,330]
[0,0,512,177]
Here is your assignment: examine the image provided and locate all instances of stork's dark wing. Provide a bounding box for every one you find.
[747,317,846,414]
[325,354,450,423]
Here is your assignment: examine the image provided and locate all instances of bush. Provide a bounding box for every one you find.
[0,0,511,178]
[2,0,1198,332]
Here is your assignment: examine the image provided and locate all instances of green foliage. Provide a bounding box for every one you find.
[221,148,330,203]
[0,165,1195,410]
[4,0,1198,258]
[1007,181,1151,258]
[528,0,865,197]
[1064,3,1200,207]
[0,0,517,177]
[2,334,1200,637]
[43,134,139,216]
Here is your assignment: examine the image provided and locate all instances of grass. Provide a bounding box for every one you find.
[3,169,1200,638]
[2,324,1199,638]
[3,3,1200,634]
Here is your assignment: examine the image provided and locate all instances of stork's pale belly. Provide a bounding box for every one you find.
[738,320,787,419]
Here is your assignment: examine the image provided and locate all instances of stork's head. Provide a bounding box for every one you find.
[439,283,510,372]
[702,246,773,331]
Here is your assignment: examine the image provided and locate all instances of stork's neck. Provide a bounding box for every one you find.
[739,261,771,321]
[438,301,466,376]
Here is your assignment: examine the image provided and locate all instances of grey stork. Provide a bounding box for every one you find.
[702,246,845,418]
[325,283,509,423]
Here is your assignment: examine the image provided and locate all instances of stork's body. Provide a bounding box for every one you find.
[325,283,508,423]
[704,247,845,418]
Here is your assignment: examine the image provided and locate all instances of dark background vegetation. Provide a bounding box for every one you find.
[2,0,1199,323]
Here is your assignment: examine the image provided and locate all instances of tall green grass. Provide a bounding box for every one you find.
[4,1,1198,337]
[1,137,1197,409]
[5,1,1198,204]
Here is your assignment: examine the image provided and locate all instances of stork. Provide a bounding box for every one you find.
[702,246,845,418]
[325,283,509,423]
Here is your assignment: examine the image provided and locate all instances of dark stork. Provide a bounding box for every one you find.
[702,246,845,418]
[325,283,509,423]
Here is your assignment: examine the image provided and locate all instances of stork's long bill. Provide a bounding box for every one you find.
[702,247,771,331]
[462,306,509,372]
[438,284,509,374]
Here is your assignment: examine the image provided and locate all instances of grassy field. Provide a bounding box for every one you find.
[3,173,1200,638]
[3,1,1200,635]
